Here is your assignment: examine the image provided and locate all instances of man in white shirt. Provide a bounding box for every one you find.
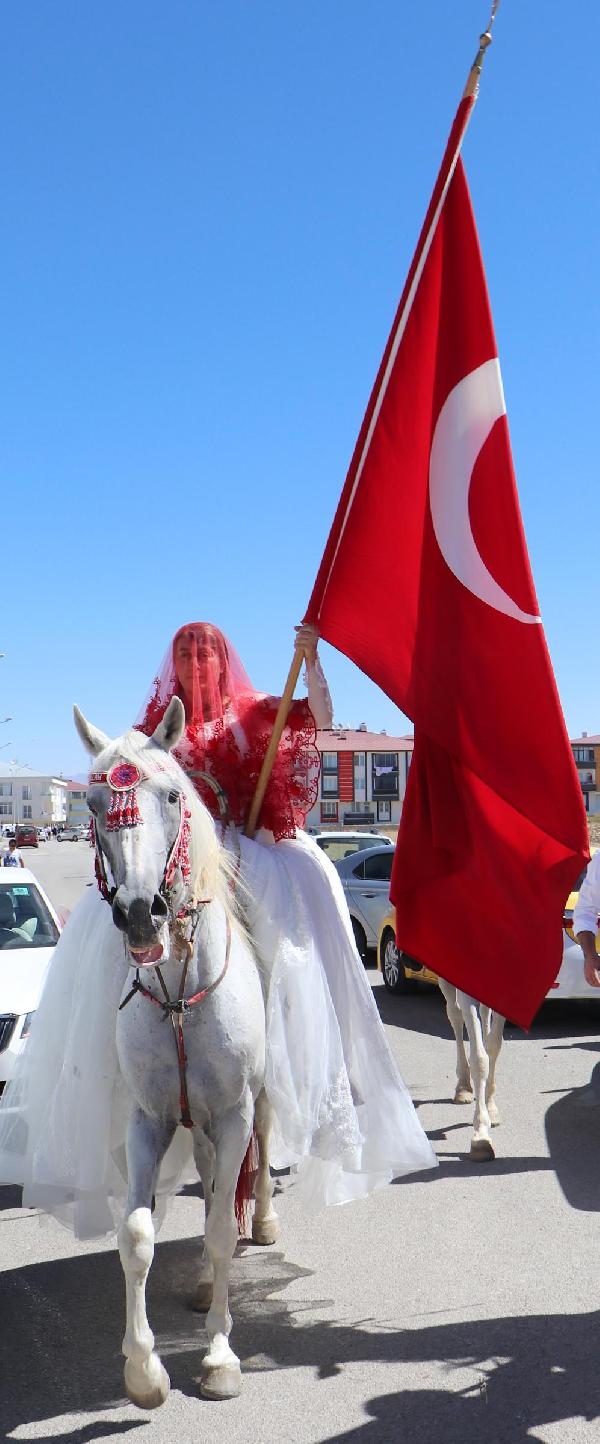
[574,850,600,987]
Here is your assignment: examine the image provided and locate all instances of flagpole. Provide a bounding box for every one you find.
[245,3,500,841]
[244,648,305,838]
[464,1,500,98]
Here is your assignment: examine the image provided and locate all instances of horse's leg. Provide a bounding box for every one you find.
[438,978,473,1104]
[200,1101,253,1401]
[484,1012,505,1126]
[192,1130,216,1312]
[456,991,494,1161]
[118,1107,175,1410]
[252,1088,279,1246]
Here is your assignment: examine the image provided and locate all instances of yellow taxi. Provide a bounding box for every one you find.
[377,907,438,995]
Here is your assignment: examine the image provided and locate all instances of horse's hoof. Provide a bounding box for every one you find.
[124,1356,170,1410]
[200,1360,242,1400]
[193,1280,214,1312]
[488,1105,501,1127]
[470,1137,495,1162]
[453,1086,474,1104]
[252,1213,279,1246]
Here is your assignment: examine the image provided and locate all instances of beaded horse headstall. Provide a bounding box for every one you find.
[88,761,192,904]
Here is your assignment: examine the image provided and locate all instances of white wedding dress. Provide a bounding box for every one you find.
[0,827,436,1237]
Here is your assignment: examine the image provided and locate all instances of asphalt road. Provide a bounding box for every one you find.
[2,847,600,1442]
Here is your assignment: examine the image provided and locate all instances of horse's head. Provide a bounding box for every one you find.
[73,698,218,967]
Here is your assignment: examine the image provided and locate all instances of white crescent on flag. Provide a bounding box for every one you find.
[428,359,541,624]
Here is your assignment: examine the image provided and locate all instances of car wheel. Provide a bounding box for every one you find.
[351,918,368,966]
[381,928,414,994]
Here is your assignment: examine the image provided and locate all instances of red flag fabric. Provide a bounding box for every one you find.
[305,98,588,1027]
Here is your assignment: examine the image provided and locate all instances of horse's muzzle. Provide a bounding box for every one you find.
[112,894,168,964]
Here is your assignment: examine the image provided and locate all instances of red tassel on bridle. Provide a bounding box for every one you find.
[105,786,143,831]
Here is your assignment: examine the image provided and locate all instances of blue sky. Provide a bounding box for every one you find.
[1,2,598,776]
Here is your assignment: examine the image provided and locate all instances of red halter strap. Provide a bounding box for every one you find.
[119,914,232,1128]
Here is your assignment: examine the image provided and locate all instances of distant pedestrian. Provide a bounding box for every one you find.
[3,839,24,868]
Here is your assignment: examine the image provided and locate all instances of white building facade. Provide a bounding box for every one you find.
[0,765,68,830]
[66,781,91,829]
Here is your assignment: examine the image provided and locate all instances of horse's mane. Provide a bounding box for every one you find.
[93,728,249,937]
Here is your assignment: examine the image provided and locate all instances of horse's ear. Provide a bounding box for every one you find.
[152,696,185,752]
[73,705,111,758]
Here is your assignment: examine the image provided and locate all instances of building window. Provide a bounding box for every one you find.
[377,799,392,822]
[0,803,11,816]
[372,753,399,798]
[321,751,339,798]
[22,785,32,801]
[0,783,12,797]
[574,747,595,764]
[320,801,338,821]
[22,804,33,819]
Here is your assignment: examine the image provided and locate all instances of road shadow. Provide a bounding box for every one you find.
[0,1232,315,1442]
[313,1308,600,1441]
[544,1058,600,1213]
[3,1230,600,1443]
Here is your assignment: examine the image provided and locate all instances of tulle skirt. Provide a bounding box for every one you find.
[0,833,436,1236]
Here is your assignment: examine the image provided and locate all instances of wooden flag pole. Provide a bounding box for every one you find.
[244,645,305,839]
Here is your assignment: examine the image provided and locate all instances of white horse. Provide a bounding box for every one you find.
[437,980,505,1161]
[74,696,279,1407]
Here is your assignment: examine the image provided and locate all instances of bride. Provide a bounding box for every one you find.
[0,621,436,1236]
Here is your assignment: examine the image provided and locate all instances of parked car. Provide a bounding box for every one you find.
[377,857,600,1002]
[57,827,80,842]
[37,827,48,842]
[333,844,397,962]
[0,868,62,1086]
[15,826,38,848]
[377,906,439,994]
[313,831,393,866]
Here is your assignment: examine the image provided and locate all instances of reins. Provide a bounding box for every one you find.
[91,760,240,1130]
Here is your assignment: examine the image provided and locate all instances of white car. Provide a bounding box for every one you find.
[0,869,62,1086]
[312,831,393,865]
[57,827,80,842]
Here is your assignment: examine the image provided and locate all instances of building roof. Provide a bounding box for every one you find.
[316,729,414,752]
[571,735,600,746]
[0,763,68,783]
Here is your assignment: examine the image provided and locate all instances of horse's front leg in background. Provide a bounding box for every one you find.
[438,979,473,1104]
[480,1006,505,1126]
[118,1107,176,1409]
[200,1096,254,1401]
[252,1088,279,1246]
[456,990,495,1161]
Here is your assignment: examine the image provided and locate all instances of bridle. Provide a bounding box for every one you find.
[89,759,237,1128]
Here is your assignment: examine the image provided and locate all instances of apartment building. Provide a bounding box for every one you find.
[304,726,413,833]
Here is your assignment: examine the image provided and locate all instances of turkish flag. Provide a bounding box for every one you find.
[305,98,588,1026]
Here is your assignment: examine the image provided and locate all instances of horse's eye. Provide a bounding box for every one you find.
[168,790,180,805]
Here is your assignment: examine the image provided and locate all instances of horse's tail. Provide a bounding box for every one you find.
[234,1130,259,1236]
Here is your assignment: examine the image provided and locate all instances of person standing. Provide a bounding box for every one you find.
[2,839,24,868]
